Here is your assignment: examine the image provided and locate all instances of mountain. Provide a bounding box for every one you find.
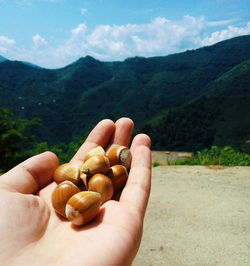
[142,58,250,152]
[0,35,250,151]
[0,55,7,63]
[21,61,42,68]
[0,55,41,67]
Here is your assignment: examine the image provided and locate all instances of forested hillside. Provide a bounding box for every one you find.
[142,58,250,152]
[0,35,250,154]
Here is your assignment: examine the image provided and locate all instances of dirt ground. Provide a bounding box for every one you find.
[133,165,250,266]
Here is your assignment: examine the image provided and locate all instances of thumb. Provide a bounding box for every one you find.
[0,152,59,194]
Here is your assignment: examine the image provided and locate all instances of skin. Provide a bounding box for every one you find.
[0,117,151,266]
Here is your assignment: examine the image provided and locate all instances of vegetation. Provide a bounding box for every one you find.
[26,136,85,164]
[142,57,250,153]
[172,146,250,166]
[0,108,85,172]
[0,35,250,148]
[0,109,40,171]
[0,36,250,171]
[142,95,250,152]
[152,161,161,167]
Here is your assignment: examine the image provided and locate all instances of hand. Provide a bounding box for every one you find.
[0,118,151,266]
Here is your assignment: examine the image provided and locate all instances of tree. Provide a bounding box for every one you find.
[0,108,41,172]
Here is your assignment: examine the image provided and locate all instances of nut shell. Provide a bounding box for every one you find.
[84,146,106,162]
[106,145,131,170]
[81,155,110,176]
[51,181,81,217]
[107,165,128,192]
[78,172,89,190]
[66,191,101,226]
[88,173,114,204]
[54,163,80,185]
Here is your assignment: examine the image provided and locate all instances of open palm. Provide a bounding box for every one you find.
[0,118,151,266]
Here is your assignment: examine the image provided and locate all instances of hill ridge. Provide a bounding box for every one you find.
[0,35,249,150]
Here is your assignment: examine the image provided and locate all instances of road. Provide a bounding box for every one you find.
[133,165,250,266]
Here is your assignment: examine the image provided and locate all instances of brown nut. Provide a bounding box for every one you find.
[106,145,131,170]
[107,165,128,192]
[66,191,101,226]
[83,146,106,162]
[81,155,110,176]
[51,181,81,217]
[53,163,80,185]
[88,173,114,204]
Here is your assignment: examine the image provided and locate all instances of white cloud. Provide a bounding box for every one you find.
[51,23,88,61]
[71,23,87,38]
[83,15,205,60]
[32,34,47,47]
[0,35,15,53]
[207,19,238,27]
[202,22,250,46]
[4,16,250,68]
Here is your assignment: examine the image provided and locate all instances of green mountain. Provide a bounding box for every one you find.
[142,58,250,151]
[0,35,250,151]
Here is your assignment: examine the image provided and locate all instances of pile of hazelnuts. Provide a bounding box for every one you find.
[51,145,131,226]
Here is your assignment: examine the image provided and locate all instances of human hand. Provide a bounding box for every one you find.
[0,118,151,266]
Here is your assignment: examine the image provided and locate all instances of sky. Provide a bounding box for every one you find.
[0,0,249,68]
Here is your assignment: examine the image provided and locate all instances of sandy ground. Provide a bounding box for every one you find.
[133,166,250,266]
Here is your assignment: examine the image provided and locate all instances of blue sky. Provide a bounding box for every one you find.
[0,0,249,68]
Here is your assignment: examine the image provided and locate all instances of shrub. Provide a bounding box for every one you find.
[152,161,161,167]
[173,145,250,166]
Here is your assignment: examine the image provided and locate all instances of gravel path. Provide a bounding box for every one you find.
[133,166,250,266]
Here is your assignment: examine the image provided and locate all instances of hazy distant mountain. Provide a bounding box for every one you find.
[0,55,7,63]
[0,56,41,68]
[0,35,250,151]
[21,61,42,68]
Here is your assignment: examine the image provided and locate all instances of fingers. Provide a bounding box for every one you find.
[106,117,134,150]
[0,151,59,194]
[70,119,115,167]
[130,133,151,155]
[70,117,134,167]
[119,134,152,218]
